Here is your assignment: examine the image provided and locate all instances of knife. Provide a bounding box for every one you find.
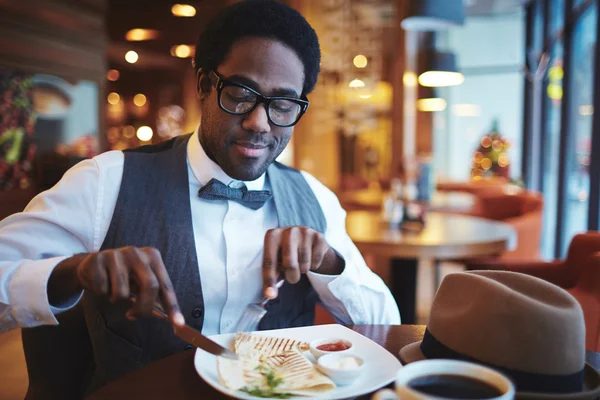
[129,294,239,360]
[171,323,238,360]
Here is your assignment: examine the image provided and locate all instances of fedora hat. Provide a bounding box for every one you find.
[399,270,600,399]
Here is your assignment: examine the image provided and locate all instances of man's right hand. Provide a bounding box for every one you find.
[48,246,185,326]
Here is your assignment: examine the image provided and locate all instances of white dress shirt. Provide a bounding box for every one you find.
[0,130,400,334]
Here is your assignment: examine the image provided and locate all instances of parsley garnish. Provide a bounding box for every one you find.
[240,365,292,398]
[239,387,292,398]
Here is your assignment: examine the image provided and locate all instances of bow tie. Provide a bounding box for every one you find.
[197,178,272,210]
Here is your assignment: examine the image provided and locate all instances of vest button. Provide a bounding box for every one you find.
[191,308,203,319]
[184,344,194,351]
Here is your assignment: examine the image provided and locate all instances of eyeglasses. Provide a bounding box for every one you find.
[208,70,309,127]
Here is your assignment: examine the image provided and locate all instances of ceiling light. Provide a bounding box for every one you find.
[349,79,366,88]
[416,98,447,112]
[353,55,368,68]
[107,92,120,105]
[401,0,465,31]
[419,71,464,87]
[137,126,153,141]
[106,69,120,82]
[123,125,135,138]
[125,51,139,64]
[172,4,196,17]
[171,45,194,58]
[418,51,464,87]
[133,94,147,107]
[125,29,160,41]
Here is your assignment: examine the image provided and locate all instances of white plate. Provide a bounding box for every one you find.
[194,324,402,399]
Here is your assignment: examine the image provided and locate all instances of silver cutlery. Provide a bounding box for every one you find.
[129,294,238,360]
[234,279,285,332]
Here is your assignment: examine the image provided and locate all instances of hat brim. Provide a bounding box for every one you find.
[398,342,600,400]
[399,340,425,365]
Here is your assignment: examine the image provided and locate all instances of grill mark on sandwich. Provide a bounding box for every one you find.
[270,337,281,355]
[223,348,334,393]
[266,337,277,357]
[278,337,290,355]
[234,333,310,362]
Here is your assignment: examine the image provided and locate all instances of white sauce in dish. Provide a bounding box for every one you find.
[326,356,362,370]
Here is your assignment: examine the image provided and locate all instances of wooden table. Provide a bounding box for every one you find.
[86,325,600,400]
[339,190,476,213]
[346,211,516,324]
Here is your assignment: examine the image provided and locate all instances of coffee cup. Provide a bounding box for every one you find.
[373,359,515,400]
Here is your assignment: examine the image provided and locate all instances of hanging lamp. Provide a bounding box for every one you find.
[401,0,465,31]
[418,51,464,87]
[416,86,447,112]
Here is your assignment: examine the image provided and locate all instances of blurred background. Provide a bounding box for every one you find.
[0,0,599,397]
[1,0,597,260]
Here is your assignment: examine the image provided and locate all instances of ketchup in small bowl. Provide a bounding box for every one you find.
[316,341,351,352]
[309,338,353,359]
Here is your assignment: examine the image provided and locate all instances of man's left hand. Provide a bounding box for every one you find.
[262,226,344,299]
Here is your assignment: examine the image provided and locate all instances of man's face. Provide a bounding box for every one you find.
[198,37,305,181]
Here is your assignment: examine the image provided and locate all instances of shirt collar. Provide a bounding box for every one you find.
[187,127,267,191]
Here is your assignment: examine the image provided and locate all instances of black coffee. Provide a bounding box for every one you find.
[407,374,503,399]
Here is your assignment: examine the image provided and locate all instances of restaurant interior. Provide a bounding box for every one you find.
[0,0,599,398]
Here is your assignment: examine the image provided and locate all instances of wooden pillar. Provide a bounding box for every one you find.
[391,2,435,180]
[391,0,409,176]
[416,33,435,156]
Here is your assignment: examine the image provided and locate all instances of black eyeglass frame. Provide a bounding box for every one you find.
[208,70,310,127]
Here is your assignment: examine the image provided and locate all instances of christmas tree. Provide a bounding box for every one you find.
[471,119,510,180]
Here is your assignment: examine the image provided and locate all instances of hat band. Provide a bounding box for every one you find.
[420,329,584,394]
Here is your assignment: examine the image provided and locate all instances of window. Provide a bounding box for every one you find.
[434,12,525,182]
[533,1,545,53]
[561,3,597,255]
[550,0,565,35]
[541,42,564,259]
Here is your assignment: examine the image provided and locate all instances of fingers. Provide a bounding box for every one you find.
[145,247,185,326]
[125,247,159,319]
[281,227,301,284]
[106,251,129,303]
[263,229,282,299]
[311,232,329,271]
[263,227,324,299]
[77,252,109,295]
[75,246,183,325]
[298,229,312,275]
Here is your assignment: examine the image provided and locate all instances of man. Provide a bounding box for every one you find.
[0,0,399,393]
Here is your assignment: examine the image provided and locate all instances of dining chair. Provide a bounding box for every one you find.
[315,304,336,325]
[469,189,544,259]
[21,303,93,400]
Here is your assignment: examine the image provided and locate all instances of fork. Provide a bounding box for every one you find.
[234,279,285,332]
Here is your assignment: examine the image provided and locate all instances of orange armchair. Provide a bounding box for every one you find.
[436,179,508,196]
[315,304,336,325]
[468,232,600,351]
[470,190,544,259]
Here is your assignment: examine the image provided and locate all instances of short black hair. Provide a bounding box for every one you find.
[193,0,320,95]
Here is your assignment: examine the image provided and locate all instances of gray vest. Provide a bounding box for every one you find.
[83,134,326,393]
